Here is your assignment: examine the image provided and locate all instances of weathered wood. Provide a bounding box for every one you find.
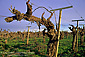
[27,26,31,45]
[50,6,73,11]
[72,19,84,52]
[55,9,62,57]
[51,6,73,57]
[68,24,77,51]
[76,21,79,52]
[72,19,84,22]
[5,39,7,44]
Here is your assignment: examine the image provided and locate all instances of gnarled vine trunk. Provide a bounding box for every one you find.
[47,36,58,57]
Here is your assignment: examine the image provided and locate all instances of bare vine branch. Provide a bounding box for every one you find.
[5,6,56,38]
[32,6,52,14]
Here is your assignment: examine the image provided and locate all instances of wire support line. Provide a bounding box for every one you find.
[65,0,83,19]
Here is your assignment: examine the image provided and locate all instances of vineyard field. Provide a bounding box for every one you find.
[0,35,85,57]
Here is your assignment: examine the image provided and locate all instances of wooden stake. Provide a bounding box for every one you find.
[72,19,84,52]
[50,6,73,57]
[56,9,62,57]
[27,26,31,45]
[5,40,7,44]
[76,21,79,52]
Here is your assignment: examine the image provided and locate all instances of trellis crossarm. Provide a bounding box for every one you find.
[72,19,84,22]
[50,6,73,11]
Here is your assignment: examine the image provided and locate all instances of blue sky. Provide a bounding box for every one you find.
[0,0,85,32]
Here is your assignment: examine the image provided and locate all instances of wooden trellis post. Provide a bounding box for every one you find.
[50,6,73,57]
[23,30,26,41]
[72,19,84,52]
[43,28,46,43]
[38,22,41,37]
[27,26,31,45]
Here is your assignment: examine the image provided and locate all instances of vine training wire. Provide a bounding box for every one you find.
[65,0,83,19]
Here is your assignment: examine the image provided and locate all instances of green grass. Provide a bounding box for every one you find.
[0,35,85,57]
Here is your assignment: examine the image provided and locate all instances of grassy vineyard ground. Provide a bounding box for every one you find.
[0,35,85,57]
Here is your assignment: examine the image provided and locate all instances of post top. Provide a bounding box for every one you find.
[27,26,31,27]
[72,19,84,22]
